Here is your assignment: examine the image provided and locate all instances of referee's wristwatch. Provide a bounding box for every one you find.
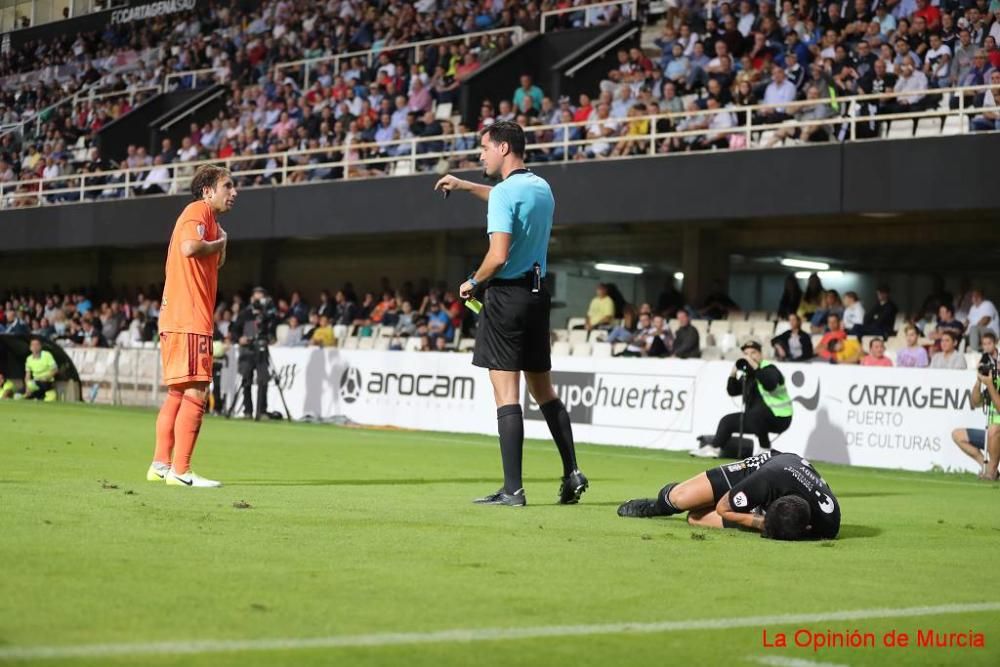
[467,275,479,289]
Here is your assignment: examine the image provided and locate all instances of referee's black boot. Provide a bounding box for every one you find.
[473,488,526,506]
[558,469,589,504]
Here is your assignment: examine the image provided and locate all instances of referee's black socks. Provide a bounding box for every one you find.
[497,404,524,494]
[539,398,578,477]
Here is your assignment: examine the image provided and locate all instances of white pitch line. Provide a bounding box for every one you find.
[1,602,997,661]
[751,657,849,667]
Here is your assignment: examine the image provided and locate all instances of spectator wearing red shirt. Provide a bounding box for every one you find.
[913,0,941,32]
[573,93,593,123]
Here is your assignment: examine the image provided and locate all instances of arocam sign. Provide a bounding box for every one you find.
[340,366,476,403]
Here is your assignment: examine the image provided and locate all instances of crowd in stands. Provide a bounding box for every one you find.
[5,0,998,204]
[487,0,1000,158]
[576,272,999,368]
[0,278,478,353]
[2,271,998,370]
[0,0,599,204]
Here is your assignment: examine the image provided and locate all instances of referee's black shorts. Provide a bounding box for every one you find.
[473,281,551,373]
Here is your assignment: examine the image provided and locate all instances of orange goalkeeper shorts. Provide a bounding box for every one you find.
[160,332,213,386]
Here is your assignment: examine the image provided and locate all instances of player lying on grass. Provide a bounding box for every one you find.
[617,450,841,540]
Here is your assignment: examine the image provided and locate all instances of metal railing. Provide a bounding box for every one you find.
[163,67,230,92]
[273,26,527,89]
[1,83,996,209]
[540,0,638,33]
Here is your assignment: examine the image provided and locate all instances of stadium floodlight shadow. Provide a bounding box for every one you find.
[225,477,554,487]
[834,524,883,539]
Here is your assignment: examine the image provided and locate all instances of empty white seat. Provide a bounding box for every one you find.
[591,342,612,357]
[568,329,589,344]
[566,316,586,330]
[752,321,777,338]
[551,341,571,357]
[588,329,608,343]
[701,346,723,360]
[730,321,754,339]
[373,338,392,351]
[915,117,941,137]
[343,337,360,350]
[571,342,592,357]
[275,323,290,345]
[941,114,963,136]
[551,328,569,342]
[747,310,769,321]
[404,337,424,352]
[358,337,375,350]
[458,338,476,352]
[709,320,731,334]
[716,332,737,353]
[886,120,914,139]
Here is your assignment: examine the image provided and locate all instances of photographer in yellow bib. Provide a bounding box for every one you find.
[691,339,793,459]
[952,331,1000,480]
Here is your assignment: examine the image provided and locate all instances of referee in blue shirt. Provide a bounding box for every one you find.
[435,120,588,507]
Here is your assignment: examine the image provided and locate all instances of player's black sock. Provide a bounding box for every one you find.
[539,398,577,476]
[497,404,524,494]
[654,482,682,516]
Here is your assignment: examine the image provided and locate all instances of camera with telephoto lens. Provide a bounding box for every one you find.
[735,358,752,373]
[978,353,996,379]
[248,296,278,351]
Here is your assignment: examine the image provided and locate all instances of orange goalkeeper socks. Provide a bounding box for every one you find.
[153,389,183,465]
[172,395,206,475]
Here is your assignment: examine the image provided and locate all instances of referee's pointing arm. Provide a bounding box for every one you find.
[434,173,493,202]
[434,174,511,301]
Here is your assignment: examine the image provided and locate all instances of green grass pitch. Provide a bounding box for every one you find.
[2,401,999,666]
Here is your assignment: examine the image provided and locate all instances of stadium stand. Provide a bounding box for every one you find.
[3,275,992,369]
[2,0,996,207]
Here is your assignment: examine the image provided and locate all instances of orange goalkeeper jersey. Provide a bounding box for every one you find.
[159,201,220,336]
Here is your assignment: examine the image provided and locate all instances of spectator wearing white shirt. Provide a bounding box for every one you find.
[842,291,866,332]
[610,86,633,119]
[967,289,1000,352]
[579,103,619,158]
[923,33,951,88]
[889,56,928,111]
[138,155,171,195]
[737,0,757,37]
[758,66,797,123]
[283,316,308,347]
[692,97,734,150]
[930,331,967,369]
